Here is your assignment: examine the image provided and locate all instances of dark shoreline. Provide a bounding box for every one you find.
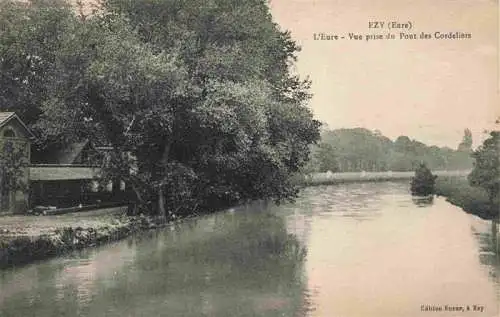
[295,170,470,187]
[0,201,269,270]
[0,213,180,270]
[434,177,499,221]
[1,176,494,270]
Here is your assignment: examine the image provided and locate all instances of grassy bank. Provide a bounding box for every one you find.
[0,207,168,269]
[294,170,470,187]
[435,176,499,220]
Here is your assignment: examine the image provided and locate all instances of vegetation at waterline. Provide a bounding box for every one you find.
[0,0,320,218]
[468,131,500,211]
[0,212,166,269]
[435,177,498,220]
[1,208,310,315]
[303,128,474,173]
[410,163,437,196]
[435,131,500,220]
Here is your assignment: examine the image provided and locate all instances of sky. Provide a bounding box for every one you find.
[269,0,499,148]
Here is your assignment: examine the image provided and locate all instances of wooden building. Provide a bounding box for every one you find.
[0,112,125,213]
[0,112,33,213]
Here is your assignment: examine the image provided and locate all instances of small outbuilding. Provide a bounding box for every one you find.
[0,112,33,213]
[0,111,127,213]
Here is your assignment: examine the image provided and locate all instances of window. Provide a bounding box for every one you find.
[3,128,15,138]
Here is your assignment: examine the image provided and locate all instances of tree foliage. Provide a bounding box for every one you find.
[307,128,473,173]
[314,143,339,172]
[457,128,473,152]
[410,163,437,196]
[0,0,321,217]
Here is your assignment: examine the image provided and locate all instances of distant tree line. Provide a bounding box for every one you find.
[0,0,321,218]
[304,128,474,173]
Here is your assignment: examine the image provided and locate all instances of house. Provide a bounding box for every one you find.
[0,112,126,213]
[32,140,93,165]
[29,141,115,208]
[0,112,34,213]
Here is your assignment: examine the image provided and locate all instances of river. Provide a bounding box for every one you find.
[0,182,499,317]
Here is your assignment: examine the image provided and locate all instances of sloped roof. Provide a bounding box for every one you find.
[0,111,36,139]
[54,140,90,164]
[0,112,15,126]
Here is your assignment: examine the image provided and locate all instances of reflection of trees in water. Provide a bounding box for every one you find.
[411,196,434,208]
[0,239,141,317]
[80,211,311,317]
[0,206,310,316]
[0,260,79,317]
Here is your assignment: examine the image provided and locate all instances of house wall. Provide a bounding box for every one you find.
[0,114,126,212]
[0,120,31,214]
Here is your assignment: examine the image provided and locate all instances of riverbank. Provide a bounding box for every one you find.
[296,170,470,187]
[0,207,170,269]
[434,176,499,220]
[1,174,492,270]
[0,200,270,270]
[2,182,498,317]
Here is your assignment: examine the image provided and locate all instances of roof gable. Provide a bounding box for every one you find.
[0,112,35,139]
[0,112,15,126]
[54,140,90,164]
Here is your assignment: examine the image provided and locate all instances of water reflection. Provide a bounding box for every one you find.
[474,220,500,294]
[287,183,390,222]
[0,182,499,317]
[288,182,499,317]
[0,207,309,317]
[411,195,434,207]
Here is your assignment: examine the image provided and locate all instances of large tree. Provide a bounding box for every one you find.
[457,128,473,152]
[468,131,500,206]
[92,0,320,215]
[0,0,76,124]
[1,0,320,218]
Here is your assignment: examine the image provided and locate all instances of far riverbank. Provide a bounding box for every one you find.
[1,171,492,270]
[299,170,498,222]
[297,170,470,187]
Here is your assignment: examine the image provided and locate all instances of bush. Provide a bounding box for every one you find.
[435,177,498,220]
[410,163,437,196]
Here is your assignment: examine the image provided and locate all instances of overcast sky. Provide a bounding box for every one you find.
[269,0,499,148]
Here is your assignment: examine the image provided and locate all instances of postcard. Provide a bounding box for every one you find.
[0,0,498,316]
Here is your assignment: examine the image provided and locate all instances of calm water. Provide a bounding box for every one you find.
[1,182,499,317]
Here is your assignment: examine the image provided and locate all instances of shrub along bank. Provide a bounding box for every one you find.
[435,176,499,220]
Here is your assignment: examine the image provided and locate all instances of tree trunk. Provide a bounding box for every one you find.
[131,185,143,203]
[158,185,167,221]
[157,142,172,222]
[0,168,3,211]
[111,177,120,201]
